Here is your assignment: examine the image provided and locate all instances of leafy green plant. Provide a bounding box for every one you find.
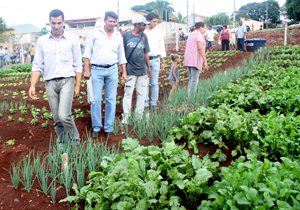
[30,119,38,125]
[18,117,24,122]
[6,139,15,146]
[7,116,14,122]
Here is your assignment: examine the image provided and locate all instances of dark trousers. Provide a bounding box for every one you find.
[237,38,245,51]
[31,55,34,63]
[221,40,229,51]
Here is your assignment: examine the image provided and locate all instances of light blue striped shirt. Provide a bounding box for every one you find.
[83,28,127,65]
[32,31,83,81]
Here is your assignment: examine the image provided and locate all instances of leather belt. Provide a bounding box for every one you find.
[149,55,160,60]
[48,76,74,81]
[92,63,116,68]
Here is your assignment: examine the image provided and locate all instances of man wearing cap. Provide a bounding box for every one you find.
[84,11,127,139]
[144,12,166,110]
[122,15,151,123]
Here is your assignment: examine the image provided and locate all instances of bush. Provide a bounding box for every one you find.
[0,68,15,76]
[11,64,32,72]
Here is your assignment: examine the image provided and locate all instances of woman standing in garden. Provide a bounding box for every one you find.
[183,21,208,93]
[219,25,231,51]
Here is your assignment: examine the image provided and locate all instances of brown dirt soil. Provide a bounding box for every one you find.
[0,28,295,209]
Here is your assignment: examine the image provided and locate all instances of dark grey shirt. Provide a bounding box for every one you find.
[122,31,150,76]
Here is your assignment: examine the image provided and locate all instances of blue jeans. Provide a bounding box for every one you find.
[237,38,245,51]
[91,64,118,133]
[0,56,4,68]
[144,58,160,107]
[46,77,80,145]
[188,66,200,93]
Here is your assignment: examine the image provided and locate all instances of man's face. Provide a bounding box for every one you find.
[208,26,212,30]
[148,18,158,29]
[239,21,243,26]
[104,17,117,31]
[137,23,146,32]
[50,16,64,37]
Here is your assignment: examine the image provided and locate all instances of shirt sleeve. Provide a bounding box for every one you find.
[31,39,45,74]
[72,37,83,73]
[83,30,94,60]
[159,30,166,58]
[144,34,150,54]
[197,34,205,44]
[244,26,247,32]
[118,35,127,65]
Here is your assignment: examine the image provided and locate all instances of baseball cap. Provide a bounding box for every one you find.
[134,15,150,25]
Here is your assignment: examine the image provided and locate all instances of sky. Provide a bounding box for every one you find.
[0,0,286,29]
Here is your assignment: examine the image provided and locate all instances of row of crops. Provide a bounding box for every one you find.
[5,46,300,209]
[58,46,300,209]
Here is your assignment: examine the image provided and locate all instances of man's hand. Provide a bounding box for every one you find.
[29,86,36,100]
[160,63,165,71]
[122,72,127,84]
[84,69,91,79]
[74,85,80,97]
[176,79,179,84]
[147,68,151,78]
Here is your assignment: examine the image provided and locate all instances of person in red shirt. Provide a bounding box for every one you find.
[219,25,231,51]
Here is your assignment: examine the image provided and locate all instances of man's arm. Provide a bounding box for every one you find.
[118,35,127,83]
[83,31,94,79]
[84,58,91,79]
[72,37,83,96]
[74,72,81,97]
[120,63,127,84]
[29,71,41,100]
[159,30,166,71]
[145,53,151,77]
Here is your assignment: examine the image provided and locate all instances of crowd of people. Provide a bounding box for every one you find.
[28,8,248,149]
[204,20,247,52]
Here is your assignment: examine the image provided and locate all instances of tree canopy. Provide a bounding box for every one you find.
[205,12,230,26]
[0,17,7,34]
[235,0,280,23]
[130,0,175,22]
[286,0,300,21]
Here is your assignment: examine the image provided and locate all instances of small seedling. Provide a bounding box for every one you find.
[7,116,14,122]
[6,139,15,146]
[18,117,25,122]
[42,121,48,127]
[30,119,38,125]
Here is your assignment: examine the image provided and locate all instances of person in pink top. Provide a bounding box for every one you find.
[183,21,208,93]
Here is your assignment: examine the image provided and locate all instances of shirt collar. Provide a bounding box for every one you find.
[99,27,118,38]
[48,31,67,40]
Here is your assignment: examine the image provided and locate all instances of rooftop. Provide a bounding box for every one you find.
[6,24,40,33]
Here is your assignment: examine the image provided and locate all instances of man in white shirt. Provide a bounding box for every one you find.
[29,9,82,149]
[84,11,127,139]
[204,25,214,53]
[237,20,246,52]
[144,12,166,110]
[0,46,5,69]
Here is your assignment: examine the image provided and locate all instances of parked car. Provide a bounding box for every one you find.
[290,21,300,26]
[246,25,250,32]
[276,24,285,28]
[211,25,223,34]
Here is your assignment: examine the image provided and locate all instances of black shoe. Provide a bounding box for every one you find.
[92,131,99,138]
[105,132,112,138]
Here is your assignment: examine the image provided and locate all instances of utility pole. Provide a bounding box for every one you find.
[266,1,268,29]
[233,0,236,29]
[187,0,189,33]
[193,2,195,25]
[117,0,120,31]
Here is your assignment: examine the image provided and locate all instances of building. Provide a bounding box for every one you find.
[6,23,40,44]
[187,13,206,27]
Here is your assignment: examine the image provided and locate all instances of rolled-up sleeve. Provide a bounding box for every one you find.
[159,31,166,58]
[83,31,93,60]
[72,38,83,73]
[118,35,127,65]
[31,40,44,74]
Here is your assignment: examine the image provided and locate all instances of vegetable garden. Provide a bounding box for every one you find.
[1,45,300,209]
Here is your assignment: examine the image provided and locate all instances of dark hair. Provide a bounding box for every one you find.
[146,12,159,21]
[195,22,205,29]
[208,25,212,28]
[79,36,82,38]
[223,25,227,29]
[170,53,180,61]
[49,9,64,21]
[104,11,118,20]
[5,47,7,50]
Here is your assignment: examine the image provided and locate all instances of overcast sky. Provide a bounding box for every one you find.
[1,0,286,29]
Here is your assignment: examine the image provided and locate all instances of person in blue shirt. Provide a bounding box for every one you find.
[29,9,82,150]
[83,11,127,139]
[168,54,180,97]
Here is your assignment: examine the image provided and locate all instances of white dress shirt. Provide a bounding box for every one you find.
[0,49,5,56]
[144,27,166,58]
[32,32,82,81]
[83,28,127,65]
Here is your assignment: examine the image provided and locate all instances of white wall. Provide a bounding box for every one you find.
[157,22,188,38]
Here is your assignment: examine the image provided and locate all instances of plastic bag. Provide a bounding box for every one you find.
[218,40,221,45]
[87,77,94,104]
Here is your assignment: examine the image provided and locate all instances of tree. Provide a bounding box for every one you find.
[205,12,230,25]
[131,0,175,22]
[174,12,186,23]
[35,27,49,40]
[286,0,300,21]
[0,17,6,34]
[236,0,280,23]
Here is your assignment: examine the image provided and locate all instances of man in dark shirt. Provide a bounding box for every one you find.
[122,15,151,124]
